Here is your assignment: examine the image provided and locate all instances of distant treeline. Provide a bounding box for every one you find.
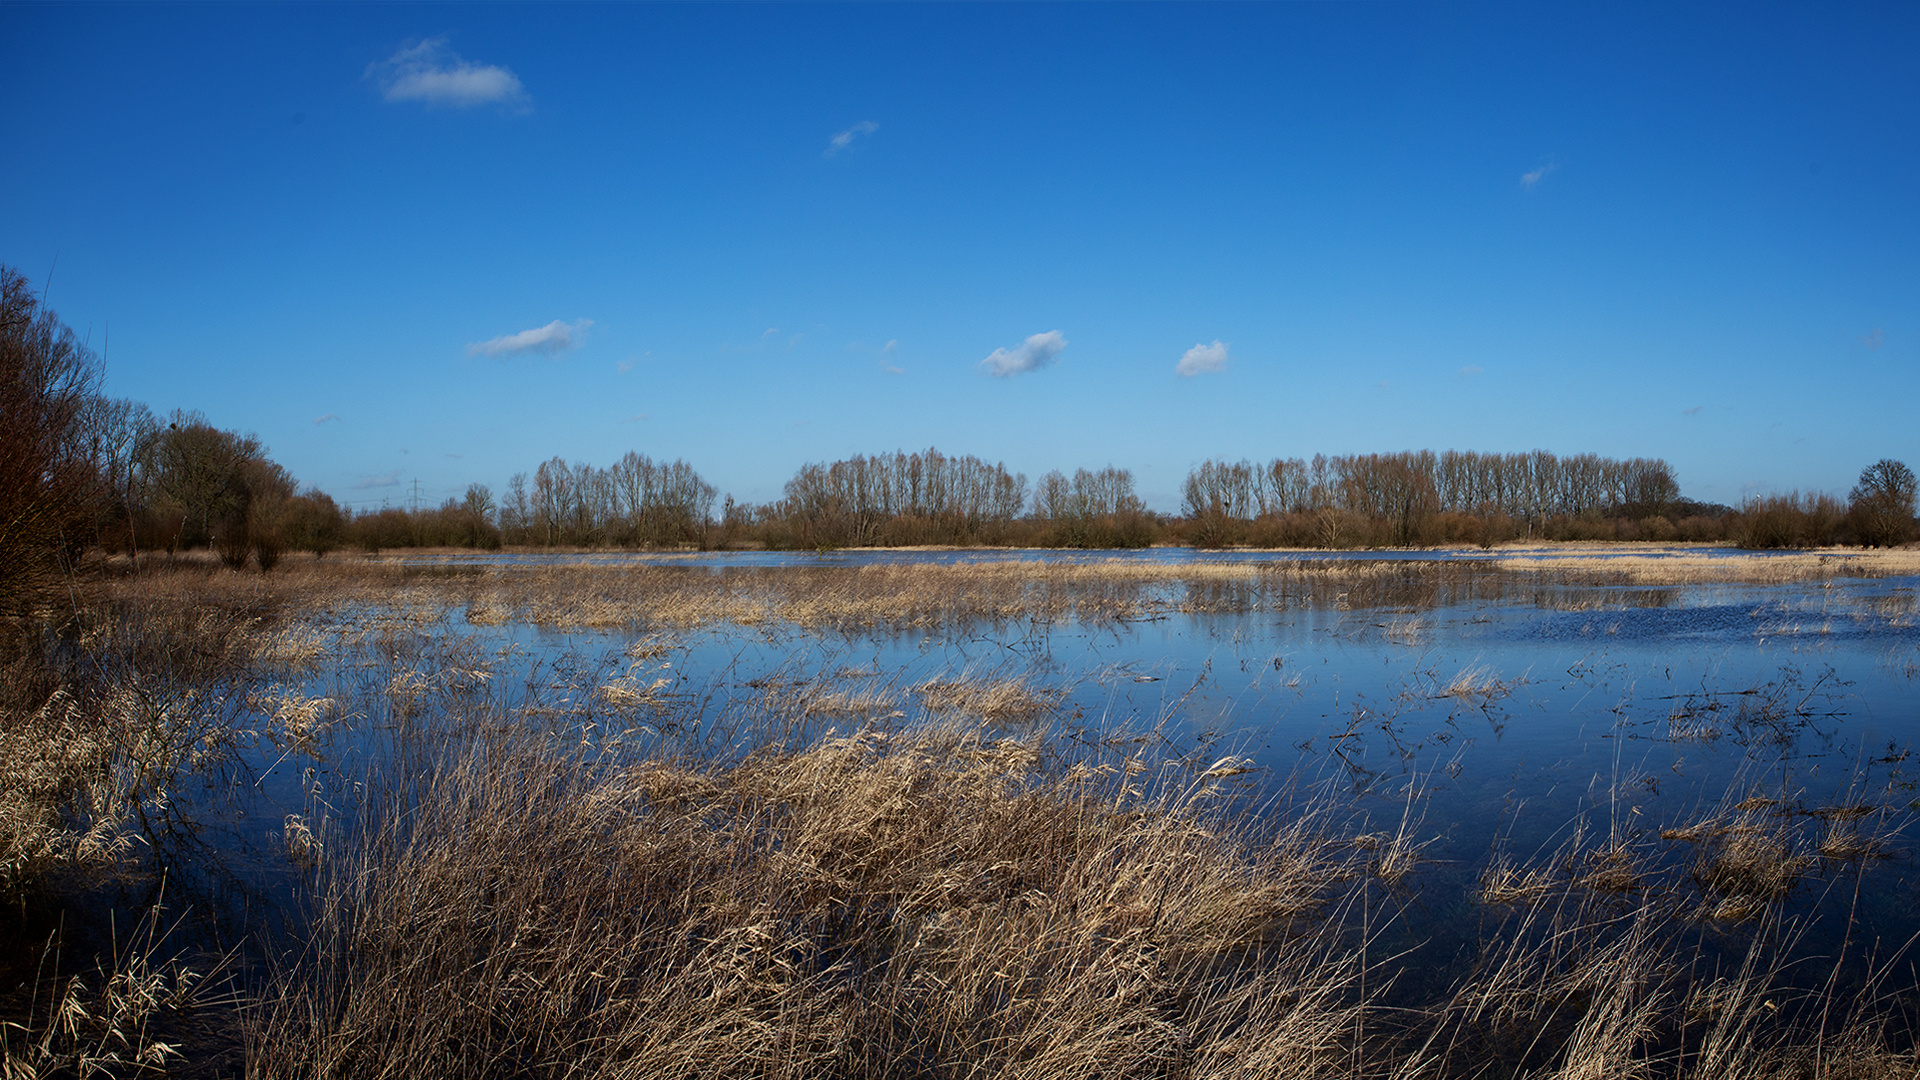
[4,261,1914,590]
[497,453,717,547]
[1177,450,1707,548]
[478,446,1913,553]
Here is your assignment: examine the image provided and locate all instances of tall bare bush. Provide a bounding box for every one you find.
[0,265,105,624]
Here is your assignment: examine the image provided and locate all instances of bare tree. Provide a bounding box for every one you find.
[0,265,105,621]
[1850,459,1917,547]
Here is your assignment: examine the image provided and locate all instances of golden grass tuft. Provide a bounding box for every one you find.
[916,673,1062,724]
[250,726,1368,1079]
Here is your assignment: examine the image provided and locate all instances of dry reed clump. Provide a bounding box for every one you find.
[1434,664,1525,707]
[0,690,128,894]
[915,673,1062,724]
[250,626,329,672]
[250,726,1371,1080]
[1,594,265,897]
[1477,854,1561,908]
[249,687,336,747]
[1433,816,1916,1080]
[0,898,231,1079]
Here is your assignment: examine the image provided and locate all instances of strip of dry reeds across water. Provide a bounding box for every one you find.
[4,549,1918,1077]
[72,543,1920,635]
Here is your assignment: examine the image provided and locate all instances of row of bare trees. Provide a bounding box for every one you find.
[747,449,1029,548]
[499,452,717,547]
[729,452,1158,549]
[1184,452,1680,529]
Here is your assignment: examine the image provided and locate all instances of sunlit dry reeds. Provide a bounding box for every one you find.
[250,724,1372,1079]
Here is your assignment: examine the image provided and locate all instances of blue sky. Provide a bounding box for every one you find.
[3,2,1914,512]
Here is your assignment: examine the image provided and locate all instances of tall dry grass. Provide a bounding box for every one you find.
[243,706,1919,1080]
[249,725,1369,1079]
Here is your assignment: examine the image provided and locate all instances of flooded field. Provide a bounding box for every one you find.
[8,547,1920,1077]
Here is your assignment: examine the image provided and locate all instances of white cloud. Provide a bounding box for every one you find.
[354,469,402,490]
[826,120,879,157]
[621,413,649,423]
[1457,364,1484,377]
[1521,162,1559,189]
[1175,340,1228,377]
[313,413,340,425]
[466,318,593,359]
[980,330,1068,378]
[1682,405,1703,416]
[368,38,530,111]
[617,360,634,373]
[883,339,898,354]
[1862,328,1885,349]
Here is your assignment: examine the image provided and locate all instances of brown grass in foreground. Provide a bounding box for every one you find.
[245,720,1918,1080]
[250,726,1366,1079]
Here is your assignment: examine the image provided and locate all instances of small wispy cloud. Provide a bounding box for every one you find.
[1175,340,1228,377]
[621,413,649,423]
[467,318,593,359]
[355,469,403,490]
[368,38,530,112]
[313,413,340,425]
[1862,328,1885,350]
[1457,365,1484,378]
[880,361,904,375]
[826,120,879,157]
[981,330,1067,378]
[762,327,780,339]
[1521,161,1559,189]
[1682,405,1703,416]
[883,339,898,354]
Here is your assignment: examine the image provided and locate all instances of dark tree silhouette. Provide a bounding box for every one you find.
[1849,459,1918,547]
[0,265,104,621]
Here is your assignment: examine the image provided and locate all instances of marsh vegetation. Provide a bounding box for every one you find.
[4,549,1919,1078]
